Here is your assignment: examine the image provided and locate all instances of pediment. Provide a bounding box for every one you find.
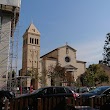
[64,65,77,70]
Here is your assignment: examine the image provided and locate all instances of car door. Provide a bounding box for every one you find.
[54,87,66,96]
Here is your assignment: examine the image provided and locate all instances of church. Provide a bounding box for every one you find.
[20,23,86,89]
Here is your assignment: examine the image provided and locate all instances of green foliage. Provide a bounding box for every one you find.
[48,63,66,86]
[101,33,110,66]
[48,63,76,86]
[12,70,16,78]
[40,69,48,86]
[48,64,66,78]
[26,68,38,79]
[81,64,109,86]
[8,70,16,78]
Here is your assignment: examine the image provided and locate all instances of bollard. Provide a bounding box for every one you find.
[89,96,94,108]
[53,97,57,108]
[9,99,14,110]
[37,98,42,110]
[4,99,9,110]
[48,97,52,110]
[79,96,82,106]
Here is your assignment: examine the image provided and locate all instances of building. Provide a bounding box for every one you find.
[0,0,20,89]
[20,23,86,89]
[40,45,86,87]
[20,23,40,89]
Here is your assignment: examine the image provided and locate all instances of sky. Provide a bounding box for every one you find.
[17,0,110,70]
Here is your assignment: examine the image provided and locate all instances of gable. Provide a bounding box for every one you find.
[27,23,40,35]
[58,45,77,52]
[40,45,76,59]
[40,49,58,59]
[23,23,40,38]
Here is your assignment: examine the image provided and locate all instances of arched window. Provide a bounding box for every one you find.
[32,38,34,44]
[35,39,36,44]
[30,38,31,43]
[37,39,39,44]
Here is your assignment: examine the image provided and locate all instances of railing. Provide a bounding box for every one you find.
[2,95,110,110]
[11,96,67,110]
[66,94,110,109]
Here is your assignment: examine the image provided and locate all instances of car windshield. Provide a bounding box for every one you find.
[79,87,89,93]
[89,86,110,95]
[31,88,44,94]
[66,86,77,92]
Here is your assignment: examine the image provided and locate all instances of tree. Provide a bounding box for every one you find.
[79,64,109,86]
[48,64,66,86]
[8,69,16,79]
[7,70,16,90]
[100,33,110,66]
[47,64,75,86]
[26,68,38,89]
[40,69,48,87]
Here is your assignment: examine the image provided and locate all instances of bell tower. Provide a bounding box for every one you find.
[22,23,40,89]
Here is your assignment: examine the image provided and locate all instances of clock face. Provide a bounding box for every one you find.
[65,56,71,62]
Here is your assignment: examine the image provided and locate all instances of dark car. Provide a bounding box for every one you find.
[79,86,110,98]
[78,86,110,106]
[0,90,15,99]
[14,86,78,110]
[79,87,90,93]
[30,86,78,99]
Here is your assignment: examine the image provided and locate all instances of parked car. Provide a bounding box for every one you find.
[31,86,79,99]
[89,86,96,91]
[66,86,79,98]
[14,86,79,110]
[79,86,110,98]
[77,87,90,93]
[0,90,15,99]
[78,86,110,106]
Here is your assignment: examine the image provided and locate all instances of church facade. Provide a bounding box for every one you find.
[20,23,86,89]
[40,45,86,87]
